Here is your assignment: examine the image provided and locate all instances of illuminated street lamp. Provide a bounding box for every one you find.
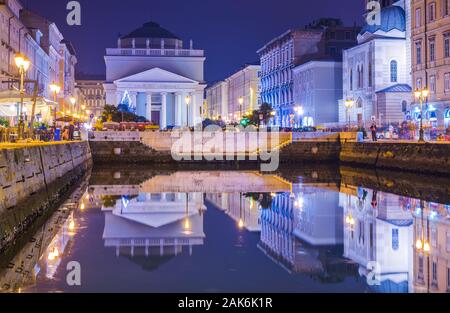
[15,53,30,140]
[185,95,191,128]
[238,97,244,119]
[294,106,304,127]
[49,82,61,124]
[414,88,429,143]
[344,99,354,128]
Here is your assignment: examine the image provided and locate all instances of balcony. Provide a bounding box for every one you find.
[106,48,204,57]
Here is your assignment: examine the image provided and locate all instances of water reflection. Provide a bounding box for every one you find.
[1,168,449,293]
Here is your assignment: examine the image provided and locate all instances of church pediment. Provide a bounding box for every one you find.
[115,67,199,84]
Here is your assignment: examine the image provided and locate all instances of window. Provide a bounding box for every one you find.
[350,69,353,90]
[447,267,450,291]
[444,0,450,16]
[430,75,436,93]
[416,78,423,90]
[418,256,424,279]
[368,62,372,87]
[431,226,437,246]
[447,232,450,252]
[429,2,436,22]
[445,73,450,92]
[402,100,408,112]
[416,8,421,28]
[430,39,436,61]
[416,42,422,64]
[432,261,438,285]
[392,229,399,250]
[445,35,450,58]
[390,60,398,82]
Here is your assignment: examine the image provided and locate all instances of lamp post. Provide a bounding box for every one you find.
[185,95,191,128]
[294,106,304,128]
[414,88,429,143]
[49,82,61,125]
[15,54,30,140]
[344,99,354,129]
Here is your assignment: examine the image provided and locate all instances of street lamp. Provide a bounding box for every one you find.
[414,88,429,143]
[15,53,30,140]
[185,95,191,128]
[49,82,61,125]
[344,99,354,128]
[238,97,244,120]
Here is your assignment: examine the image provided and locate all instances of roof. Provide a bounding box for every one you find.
[360,5,406,35]
[376,84,412,94]
[121,21,180,40]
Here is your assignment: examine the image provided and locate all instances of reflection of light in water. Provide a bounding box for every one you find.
[80,203,85,211]
[415,239,423,250]
[69,220,75,231]
[238,218,244,229]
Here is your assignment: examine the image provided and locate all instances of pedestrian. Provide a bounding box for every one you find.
[69,122,75,141]
[370,122,377,142]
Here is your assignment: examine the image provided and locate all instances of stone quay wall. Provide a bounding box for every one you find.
[0,141,92,252]
[88,131,449,175]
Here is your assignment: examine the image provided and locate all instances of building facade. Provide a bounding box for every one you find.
[104,21,206,129]
[205,64,261,123]
[258,18,359,127]
[411,0,450,129]
[340,0,412,126]
[205,80,228,120]
[293,61,343,127]
[75,74,106,119]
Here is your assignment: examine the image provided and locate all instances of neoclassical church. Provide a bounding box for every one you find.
[340,0,412,125]
[104,22,206,128]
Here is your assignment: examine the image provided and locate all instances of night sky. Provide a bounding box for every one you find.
[25,0,364,83]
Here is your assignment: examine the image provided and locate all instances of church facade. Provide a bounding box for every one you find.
[103,22,206,128]
[340,0,413,126]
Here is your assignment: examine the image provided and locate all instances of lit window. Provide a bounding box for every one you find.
[390,60,398,82]
[430,75,436,93]
[445,73,450,92]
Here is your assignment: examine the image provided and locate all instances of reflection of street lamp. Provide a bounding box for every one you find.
[344,100,354,128]
[15,53,30,140]
[185,95,191,128]
[416,200,431,291]
[238,192,244,229]
[49,82,61,124]
[414,88,429,143]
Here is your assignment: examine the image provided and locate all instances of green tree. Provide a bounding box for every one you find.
[101,104,148,123]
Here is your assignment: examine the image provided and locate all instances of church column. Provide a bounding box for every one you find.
[129,91,137,112]
[160,92,167,129]
[192,91,203,127]
[175,93,182,126]
[146,92,153,123]
[184,92,191,127]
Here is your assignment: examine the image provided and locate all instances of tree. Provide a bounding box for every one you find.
[101,104,148,123]
[259,102,273,126]
[242,103,273,127]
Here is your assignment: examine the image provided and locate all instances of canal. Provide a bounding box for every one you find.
[1,165,449,293]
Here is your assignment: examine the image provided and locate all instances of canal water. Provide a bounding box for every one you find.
[1,166,449,293]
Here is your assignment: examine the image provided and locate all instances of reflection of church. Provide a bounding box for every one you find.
[102,193,206,259]
[341,185,413,292]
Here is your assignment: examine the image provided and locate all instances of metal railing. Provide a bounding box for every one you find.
[106,48,204,57]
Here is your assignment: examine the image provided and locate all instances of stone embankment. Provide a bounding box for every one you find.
[0,141,92,252]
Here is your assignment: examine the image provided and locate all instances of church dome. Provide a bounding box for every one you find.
[360,5,406,35]
[119,21,183,49]
[121,21,180,40]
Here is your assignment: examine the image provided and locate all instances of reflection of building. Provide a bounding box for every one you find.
[340,1,412,125]
[293,186,343,245]
[342,185,414,292]
[102,193,206,259]
[412,202,450,293]
[259,192,356,281]
[206,193,261,232]
[103,21,206,128]
[411,0,450,128]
